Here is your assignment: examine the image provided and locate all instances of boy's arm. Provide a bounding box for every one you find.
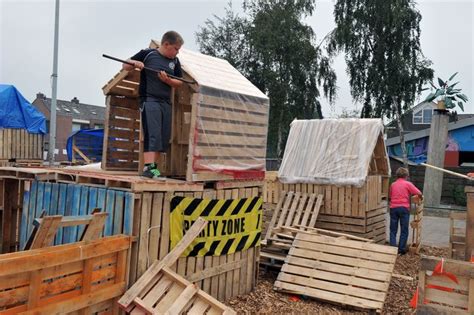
[123,59,144,71]
[158,71,183,88]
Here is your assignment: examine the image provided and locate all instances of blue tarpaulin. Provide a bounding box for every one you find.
[66,128,104,162]
[0,84,46,134]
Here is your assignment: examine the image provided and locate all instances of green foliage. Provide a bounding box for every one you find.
[337,107,361,118]
[452,185,467,206]
[328,0,434,118]
[196,0,336,158]
[424,72,468,111]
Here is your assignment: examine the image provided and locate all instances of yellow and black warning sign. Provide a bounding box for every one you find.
[170,196,262,257]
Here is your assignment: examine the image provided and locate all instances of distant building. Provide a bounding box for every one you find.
[386,101,474,167]
[32,93,105,161]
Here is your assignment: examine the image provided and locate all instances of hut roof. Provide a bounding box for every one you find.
[149,40,268,100]
[278,118,389,187]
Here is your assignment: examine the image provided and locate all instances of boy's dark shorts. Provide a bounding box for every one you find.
[140,99,171,152]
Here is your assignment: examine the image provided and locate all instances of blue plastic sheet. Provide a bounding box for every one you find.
[66,128,104,162]
[0,84,46,134]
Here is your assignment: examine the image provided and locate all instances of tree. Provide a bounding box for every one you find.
[328,0,434,119]
[196,0,336,158]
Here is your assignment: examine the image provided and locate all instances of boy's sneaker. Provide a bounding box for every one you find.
[141,163,164,180]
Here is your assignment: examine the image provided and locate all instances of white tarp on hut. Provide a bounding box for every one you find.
[278,118,389,187]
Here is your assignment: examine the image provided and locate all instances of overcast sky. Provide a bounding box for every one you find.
[1,0,473,117]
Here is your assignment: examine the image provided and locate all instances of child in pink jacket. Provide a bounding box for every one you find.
[389,167,423,255]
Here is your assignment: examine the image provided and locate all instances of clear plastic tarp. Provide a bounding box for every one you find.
[278,118,385,187]
[191,86,269,179]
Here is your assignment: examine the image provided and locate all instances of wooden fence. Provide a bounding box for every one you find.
[19,180,134,249]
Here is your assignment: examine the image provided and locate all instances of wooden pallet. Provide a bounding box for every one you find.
[274,232,397,312]
[0,129,43,161]
[449,211,467,261]
[409,196,424,254]
[416,255,474,314]
[119,217,208,312]
[0,235,131,314]
[35,168,204,192]
[264,191,323,243]
[130,266,236,315]
[24,210,107,250]
[260,225,373,267]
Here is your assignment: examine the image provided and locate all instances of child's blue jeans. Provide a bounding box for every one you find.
[389,207,410,253]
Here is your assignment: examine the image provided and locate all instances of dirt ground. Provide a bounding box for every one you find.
[226,246,449,314]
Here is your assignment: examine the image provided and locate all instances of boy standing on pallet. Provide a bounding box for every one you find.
[123,31,184,179]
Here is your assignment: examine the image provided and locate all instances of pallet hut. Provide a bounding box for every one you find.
[0,85,45,165]
[102,40,269,182]
[264,119,390,242]
[0,43,269,304]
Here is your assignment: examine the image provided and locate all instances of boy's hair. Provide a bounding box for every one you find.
[161,31,184,46]
[396,167,409,178]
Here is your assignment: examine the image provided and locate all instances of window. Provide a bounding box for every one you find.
[72,122,90,132]
[94,124,104,129]
[413,108,433,124]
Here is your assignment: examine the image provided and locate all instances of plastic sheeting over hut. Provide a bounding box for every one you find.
[279,118,390,186]
[102,40,269,182]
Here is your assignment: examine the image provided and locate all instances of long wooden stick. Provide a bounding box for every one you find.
[421,163,473,180]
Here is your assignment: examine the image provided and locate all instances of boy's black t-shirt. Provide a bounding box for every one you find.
[131,48,182,101]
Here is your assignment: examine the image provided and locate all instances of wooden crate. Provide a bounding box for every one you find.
[0,235,131,314]
[0,128,43,162]
[101,41,270,182]
[449,211,467,260]
[417,255,474,314]
[274,232,397,312]
[263,175,387,243]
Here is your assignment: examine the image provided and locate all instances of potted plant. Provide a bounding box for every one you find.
[424,72,468,111]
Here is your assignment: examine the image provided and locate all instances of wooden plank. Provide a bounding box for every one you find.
[308,194,323,227]
[166,283,199,314]
[275,281,381,310]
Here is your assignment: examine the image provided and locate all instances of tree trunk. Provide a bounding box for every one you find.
[423,107,449,207]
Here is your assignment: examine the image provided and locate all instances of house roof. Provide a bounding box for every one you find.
[149,40,268,100]
[386,116,474,146]
[35,93,105,121]
[278,118,388,187]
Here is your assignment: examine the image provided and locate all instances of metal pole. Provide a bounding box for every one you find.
[48,0,60,165]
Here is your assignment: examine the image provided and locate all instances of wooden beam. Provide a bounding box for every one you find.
[465,186,474,262]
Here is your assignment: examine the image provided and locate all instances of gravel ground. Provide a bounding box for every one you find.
[226,246,450,314]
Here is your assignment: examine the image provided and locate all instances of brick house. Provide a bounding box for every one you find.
[32,93,105,161]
